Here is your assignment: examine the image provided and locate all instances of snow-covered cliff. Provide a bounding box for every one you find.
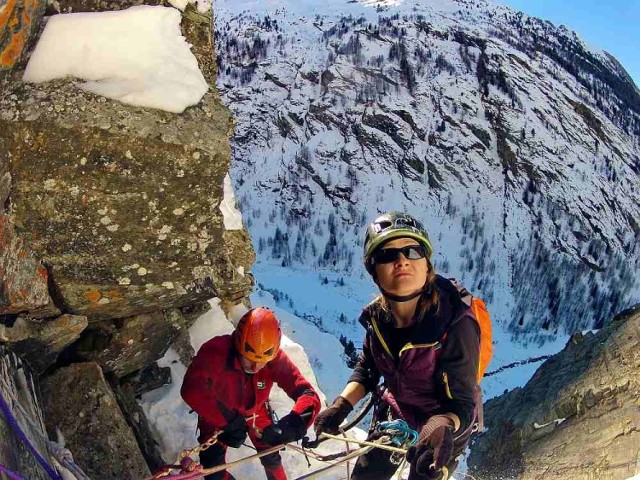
[216,0,640,341]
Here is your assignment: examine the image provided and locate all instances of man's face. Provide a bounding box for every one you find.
[239,355,268,374]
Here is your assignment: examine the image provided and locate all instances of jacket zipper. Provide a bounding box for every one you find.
[398,341,440,358]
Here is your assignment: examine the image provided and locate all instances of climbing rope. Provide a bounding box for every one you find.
[293,446,374,480]
[0,463,27,480]
[0,378,89,480]
[0,388,63,480]
[146,433,286,480]
[315,432,410,454]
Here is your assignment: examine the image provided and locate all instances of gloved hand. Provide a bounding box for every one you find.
[406,417,454,480]
[260,412,307,445]
[217,412,248,448]
[313,396,353,435]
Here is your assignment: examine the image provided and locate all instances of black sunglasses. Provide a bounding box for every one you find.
[372,245,427,264]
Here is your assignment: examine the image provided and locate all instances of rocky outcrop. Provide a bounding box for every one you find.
[0,82,252,322]
[40,362,151,479]
[75,308,192,377]
[0,0,254,367]
[1,314,87,374]
[0,214,59,318]
[468,305,640,480]
[0,0,256,477]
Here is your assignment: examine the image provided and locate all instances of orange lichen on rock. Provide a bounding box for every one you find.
[84,289,102,304]
[0,0,41,71]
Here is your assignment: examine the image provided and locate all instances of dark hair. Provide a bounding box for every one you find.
[375,258,440,321]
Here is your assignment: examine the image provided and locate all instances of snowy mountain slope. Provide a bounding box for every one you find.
[215,0,640,341]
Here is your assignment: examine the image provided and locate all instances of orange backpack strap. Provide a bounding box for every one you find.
[471,298,493,383]
[447,278,493,384]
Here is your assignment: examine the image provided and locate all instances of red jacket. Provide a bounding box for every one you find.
[181,334,321,437]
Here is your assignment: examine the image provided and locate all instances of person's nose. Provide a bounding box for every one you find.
[394,251,410,267]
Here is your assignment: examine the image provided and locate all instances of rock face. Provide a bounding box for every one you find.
[0,214,58,318]
[75,308,192,377]
[40,362,151,479]
[0,0,254,324]
[0,90,253,322]
[468,305,640,480]
[1,314,87,374]
[0,0,256,477]
[0,346,52,480]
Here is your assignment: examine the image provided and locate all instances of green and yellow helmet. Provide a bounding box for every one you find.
[363,211,433,275]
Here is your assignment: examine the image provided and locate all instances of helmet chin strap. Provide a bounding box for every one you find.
[379,287,423,303]
[377,279,430,303]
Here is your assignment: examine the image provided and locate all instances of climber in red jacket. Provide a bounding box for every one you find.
[181,307,321,480]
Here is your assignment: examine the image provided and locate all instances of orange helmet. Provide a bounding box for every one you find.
[234,308,282,363]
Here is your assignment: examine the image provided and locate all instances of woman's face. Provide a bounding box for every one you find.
[374,237,429,296]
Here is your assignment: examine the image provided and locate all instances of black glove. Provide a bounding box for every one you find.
[406,418,454,480]
[217,412,248,448]
[260,412,307,445]
[313,396,353,435]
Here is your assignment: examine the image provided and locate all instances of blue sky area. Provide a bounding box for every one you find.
[501,0,640,87]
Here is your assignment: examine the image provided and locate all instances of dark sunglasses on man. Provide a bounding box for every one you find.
[372,244,427,264]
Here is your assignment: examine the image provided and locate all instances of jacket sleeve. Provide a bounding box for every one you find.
[436,315,480,434]
[347,332,381,393]
[180,339,231,429]
[272,350,321,427]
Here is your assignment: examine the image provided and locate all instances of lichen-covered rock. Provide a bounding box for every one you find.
[0,346,52,480]
[41,362,150,479]
[0,2,254,321]
[468,305,640,480]
[0,170,10,212]
[0,214,59,317]
[0,0,46,75]
[1,314,87,373]
[75,308,192,377]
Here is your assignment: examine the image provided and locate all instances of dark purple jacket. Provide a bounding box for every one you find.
[349,276,480,434]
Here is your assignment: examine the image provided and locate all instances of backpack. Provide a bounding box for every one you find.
[448,279,493,432]
[448,278,493,384]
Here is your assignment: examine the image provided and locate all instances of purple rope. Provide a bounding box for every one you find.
[0,464,27,480]
[0,391,62,480]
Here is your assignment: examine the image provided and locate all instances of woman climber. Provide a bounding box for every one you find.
[314,211,482,480]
